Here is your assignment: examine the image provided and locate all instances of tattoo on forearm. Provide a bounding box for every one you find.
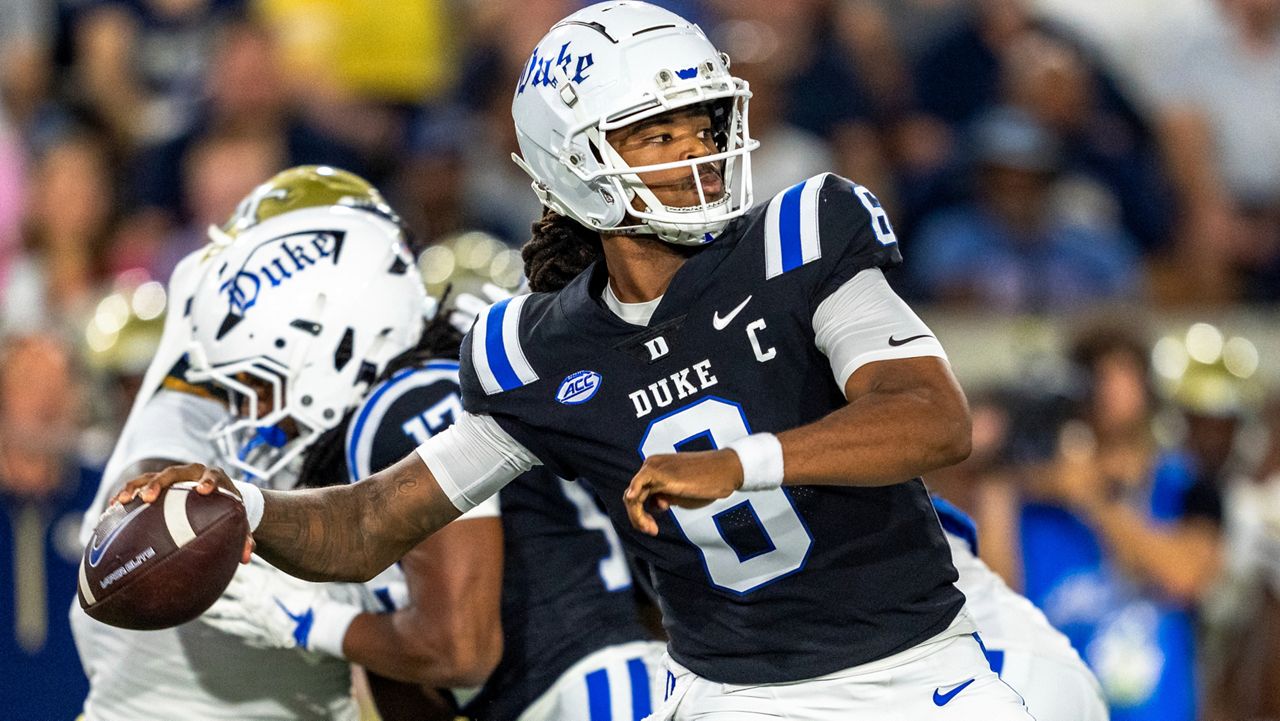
[253,458,455,582]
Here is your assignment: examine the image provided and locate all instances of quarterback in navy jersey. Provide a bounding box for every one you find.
[457,170,962,683]
[122,3,1034,718]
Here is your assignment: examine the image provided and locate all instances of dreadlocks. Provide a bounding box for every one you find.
[522,208,603,292]
[295,288,466,489]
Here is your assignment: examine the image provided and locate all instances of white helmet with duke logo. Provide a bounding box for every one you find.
[511,0,758,246]
[185,200,428,487]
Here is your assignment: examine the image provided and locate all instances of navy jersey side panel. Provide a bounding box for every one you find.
[465,477,651,721]
[456,175,962,685]
[350,361,649,719]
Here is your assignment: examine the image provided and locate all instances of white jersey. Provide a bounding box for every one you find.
[79,247,213,539]
[71,390,360,721]
[946,532,1109,721]
[72,247,359,720]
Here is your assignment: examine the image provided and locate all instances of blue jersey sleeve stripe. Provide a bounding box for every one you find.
[778,181,805,272]
[484,298,523,392]
[474,296,537,395]
[585,667,612,721]
[764,176,826,279]
[502,294,539,386]
[345,364,462,481]
[627,657,652,720]
[932,496,979,555]
[346,365,418,481]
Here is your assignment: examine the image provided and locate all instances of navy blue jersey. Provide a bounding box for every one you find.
[459,174,963,684]
[346,360,650,720]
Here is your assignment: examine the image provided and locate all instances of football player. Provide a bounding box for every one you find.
[73,166,492,721]
[123,3,1034,718]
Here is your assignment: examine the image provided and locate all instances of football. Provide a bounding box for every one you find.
[78,481,248,630]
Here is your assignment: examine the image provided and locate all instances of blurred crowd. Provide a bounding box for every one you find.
[1,0,1279,719]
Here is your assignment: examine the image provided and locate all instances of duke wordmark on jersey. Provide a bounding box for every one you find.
[627,359,717,418]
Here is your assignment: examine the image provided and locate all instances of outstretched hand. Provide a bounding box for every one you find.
[623,450,744,536]
[115,463,255,563]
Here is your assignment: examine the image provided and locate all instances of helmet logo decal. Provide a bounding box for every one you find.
[216,230,347,339]
[676,67,697,79]
[518,42,595,95]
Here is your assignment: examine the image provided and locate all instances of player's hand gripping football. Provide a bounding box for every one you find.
[624,449,744,536]
[116,463,255,563]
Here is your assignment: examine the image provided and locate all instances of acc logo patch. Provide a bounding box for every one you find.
[556,370,602,405]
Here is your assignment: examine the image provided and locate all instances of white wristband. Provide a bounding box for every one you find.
[231,480,264,532]
[728,433,785,492]
[307,601,362,659]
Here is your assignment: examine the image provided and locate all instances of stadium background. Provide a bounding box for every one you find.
[1,0,1279,718]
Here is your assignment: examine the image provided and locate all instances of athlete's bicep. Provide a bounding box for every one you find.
[842,354,963,405]
[415,411,539,513]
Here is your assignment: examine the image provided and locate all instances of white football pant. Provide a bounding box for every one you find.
[649,620,1033,720]
[519,640,668,721]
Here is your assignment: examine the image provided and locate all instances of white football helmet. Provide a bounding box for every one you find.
[511,1,758,245]
[185,204,428,487]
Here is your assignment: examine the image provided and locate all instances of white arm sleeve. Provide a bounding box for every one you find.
[813,268,948,391]
[415,412,540,514]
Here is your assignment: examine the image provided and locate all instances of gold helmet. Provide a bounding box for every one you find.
[208,165,408,246]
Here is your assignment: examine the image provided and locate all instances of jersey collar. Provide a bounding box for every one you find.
[559,227,741,342]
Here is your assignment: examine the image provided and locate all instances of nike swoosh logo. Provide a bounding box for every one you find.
[933,678,975,706]
[888,333,933,347]
[712,295,753,330]
[88,503,150,568]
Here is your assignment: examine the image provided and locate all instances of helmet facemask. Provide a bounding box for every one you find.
[185,335,346,488]
[598,89,754,245]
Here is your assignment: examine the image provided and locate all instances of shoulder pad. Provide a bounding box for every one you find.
[762,173,900,280]
[345,361,462,481]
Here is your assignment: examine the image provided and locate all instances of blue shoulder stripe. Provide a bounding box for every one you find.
[471,295,538,395]
[586,667,611,721]
[764,174,827,279]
